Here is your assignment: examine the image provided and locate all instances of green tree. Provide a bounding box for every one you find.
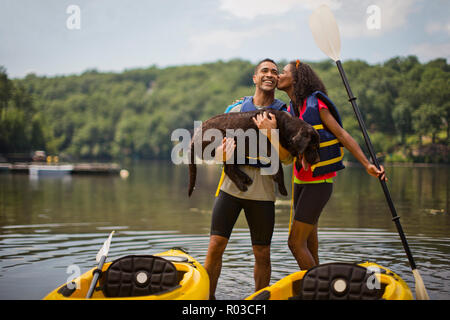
[413,103,442,144]
[2,57,447,163]
[392,98,413,144]
[0,66,12,113]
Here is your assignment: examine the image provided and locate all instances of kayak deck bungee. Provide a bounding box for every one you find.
[44,249,209,300]
[246,262,413,300]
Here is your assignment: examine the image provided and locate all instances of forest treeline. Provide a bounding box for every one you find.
[0,56,448,163]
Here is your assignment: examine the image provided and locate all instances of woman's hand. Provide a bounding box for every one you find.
[366,164,387,181]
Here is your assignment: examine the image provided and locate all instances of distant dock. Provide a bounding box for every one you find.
[0,162,122,175]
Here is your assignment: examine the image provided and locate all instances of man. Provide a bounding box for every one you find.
[204,58,291,299]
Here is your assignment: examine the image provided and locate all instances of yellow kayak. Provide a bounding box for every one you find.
[246,262,413,300]
[44,249,209,300]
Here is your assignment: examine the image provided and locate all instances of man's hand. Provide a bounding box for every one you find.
[252,111,277,138]
[215,137,236,163]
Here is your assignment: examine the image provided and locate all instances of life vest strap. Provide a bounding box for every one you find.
[246,155,271,165]
[311,147,344,172]
[313,124,324,130]
[215,168,226,197]
[289,157,296,236]
[319,139,339,148]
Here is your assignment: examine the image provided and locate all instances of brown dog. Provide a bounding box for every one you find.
[188,109,320,196]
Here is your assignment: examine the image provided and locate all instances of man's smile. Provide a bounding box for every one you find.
[262,78,275,85]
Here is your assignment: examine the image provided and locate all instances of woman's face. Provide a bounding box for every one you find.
[277,64,294,91]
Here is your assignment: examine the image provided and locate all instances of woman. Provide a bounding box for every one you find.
[277,60,386,270]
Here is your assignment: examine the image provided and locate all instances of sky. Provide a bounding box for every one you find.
[1,0,449,78]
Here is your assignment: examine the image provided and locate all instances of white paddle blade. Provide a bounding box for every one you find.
[96,230,115,262]
[412,269,430,300]
[309,4,341,61]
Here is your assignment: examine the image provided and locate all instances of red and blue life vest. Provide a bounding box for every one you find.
[289,91,345,177]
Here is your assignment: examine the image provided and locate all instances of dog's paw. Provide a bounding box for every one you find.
[237,184,248,192]
[244,177,253,186]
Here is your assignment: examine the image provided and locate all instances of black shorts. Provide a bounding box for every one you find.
[293,183,333,225]
[210,191,275,246]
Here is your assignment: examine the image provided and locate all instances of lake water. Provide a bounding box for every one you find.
[0,161,448,300]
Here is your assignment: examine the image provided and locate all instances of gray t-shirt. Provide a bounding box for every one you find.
[219,103,292,202]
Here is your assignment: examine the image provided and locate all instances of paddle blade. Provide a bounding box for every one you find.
[96,230,115,262]
[412,269,430,300]
[309,4,341,61]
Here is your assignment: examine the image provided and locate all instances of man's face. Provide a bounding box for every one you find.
[253,61,278,92]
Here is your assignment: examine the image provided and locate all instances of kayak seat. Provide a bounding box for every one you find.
[101,255,179,297]
[290,263,385,300]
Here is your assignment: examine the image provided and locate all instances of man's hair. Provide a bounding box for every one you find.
[254,58,278,74]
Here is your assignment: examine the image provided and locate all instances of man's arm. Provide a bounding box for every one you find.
[214,137,236,163]
[214,100,241,163]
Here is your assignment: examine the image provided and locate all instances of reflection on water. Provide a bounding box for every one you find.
[0,161,449,299]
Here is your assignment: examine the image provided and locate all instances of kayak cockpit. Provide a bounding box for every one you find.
[44,249,210,300]
[248,262,413,300]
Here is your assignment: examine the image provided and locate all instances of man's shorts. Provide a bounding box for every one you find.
[210,191,275,246]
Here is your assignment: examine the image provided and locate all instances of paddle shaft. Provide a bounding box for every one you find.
[86,255,106,299]
[335,60,417,270]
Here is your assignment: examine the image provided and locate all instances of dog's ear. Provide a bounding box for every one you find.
[291,130,311,155]
[294,158,303,172]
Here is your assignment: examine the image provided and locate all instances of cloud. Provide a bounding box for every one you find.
[188,23,293,57]
[219,0,419,38]
[411,42,450,61]
[425,21,450,35]
[219,0,341,19]
[189,29,248,51]
[372,0,416,31]
[336,0,418,38]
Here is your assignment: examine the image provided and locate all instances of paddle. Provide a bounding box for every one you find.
[308,4,429,300]
[86,230,115,299]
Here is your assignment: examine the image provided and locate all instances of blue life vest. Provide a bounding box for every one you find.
[225,96,286,113]
[224,96,287,168]
[289,91,345,177]
[241,96,286,112]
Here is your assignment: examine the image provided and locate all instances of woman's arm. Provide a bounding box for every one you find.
[319,108,386,180]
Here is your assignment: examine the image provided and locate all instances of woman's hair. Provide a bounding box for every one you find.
[289,60,327,109]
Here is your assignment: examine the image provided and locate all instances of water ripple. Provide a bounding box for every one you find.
[0,227,448,300]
